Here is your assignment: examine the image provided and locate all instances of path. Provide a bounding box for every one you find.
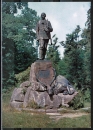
[46,112,89,121]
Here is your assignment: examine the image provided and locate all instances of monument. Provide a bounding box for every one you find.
[10,13,78,110]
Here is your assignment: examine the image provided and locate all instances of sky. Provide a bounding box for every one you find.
[28,2,90,58]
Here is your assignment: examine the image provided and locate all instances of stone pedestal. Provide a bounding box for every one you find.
[10,60,78,110]
[29,60,56,88]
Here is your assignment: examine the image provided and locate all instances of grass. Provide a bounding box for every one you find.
[2,110,52,128]
[84,102,91,107]
[2,87,91,128]
[53,115,91,128]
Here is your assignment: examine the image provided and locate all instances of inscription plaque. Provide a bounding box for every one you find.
[38,70,50,78]
[36,68,56,87]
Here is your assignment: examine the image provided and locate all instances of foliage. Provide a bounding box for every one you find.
[15,67,30,86]
[57,57,69,78]
[46,35,61,74]
[69,89,91,110]
[59,25,85,85]
[2,2,28,14]
[81,8,91,86]
[2,2,39,89]
[69,91,84,110]
[59,9,91,87]
[82,88,91,102]
[14,42,37,73]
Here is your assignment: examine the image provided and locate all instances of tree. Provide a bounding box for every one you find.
[58,7,91,100]
[2,2,39,89]
[80,7,91,102]
[57,57,68,77]
[2,2,28,14]
[59,25,85,87]
[46,35,61,74]
[14,7,39,73]
[81,7,91,87]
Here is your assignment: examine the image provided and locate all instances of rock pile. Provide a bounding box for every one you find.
[10,60,78,109]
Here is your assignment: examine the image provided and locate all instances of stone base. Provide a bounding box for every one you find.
[10,60,78,110]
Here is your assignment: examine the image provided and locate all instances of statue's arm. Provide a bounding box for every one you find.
[48,21,53,32]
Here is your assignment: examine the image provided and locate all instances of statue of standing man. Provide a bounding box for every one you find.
[36,13,53,60]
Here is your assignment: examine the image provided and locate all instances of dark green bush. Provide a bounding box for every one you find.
[83,88,91,102]
[69,90,84,110]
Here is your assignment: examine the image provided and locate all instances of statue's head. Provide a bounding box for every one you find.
[41,12,46,19]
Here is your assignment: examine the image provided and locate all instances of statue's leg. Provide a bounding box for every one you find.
[39,39,44,60]
[43,48,46,59]
[43,39,49,59]
[39,49,43,60]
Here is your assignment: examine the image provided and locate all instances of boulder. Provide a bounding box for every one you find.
[10,101,23,108]
[58,91,78,107]
[20,81,30,88]
[28,90,39,103]
[10,88,25,102]
[23,87,49,108]
[23,87,32,107]
[30,81,46,91]
[53,95,62,108]
[53,75,76,95]
[56,75,71,85]
[36,91,53,108]
[28,91,53,108]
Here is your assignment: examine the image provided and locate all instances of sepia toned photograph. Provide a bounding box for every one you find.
[2,1,91,128]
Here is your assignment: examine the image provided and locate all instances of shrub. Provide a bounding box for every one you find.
[2,89,7,93]
[15,67,30,87]
[69,90,84,110]
[83,88,91,102]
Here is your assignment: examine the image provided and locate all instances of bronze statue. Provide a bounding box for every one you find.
[36,12,53,60]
